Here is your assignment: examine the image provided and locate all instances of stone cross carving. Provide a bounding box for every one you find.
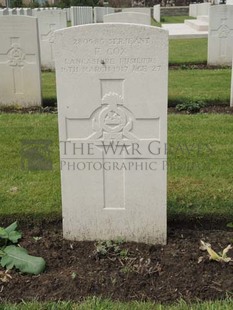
[65,87,160,210]
[210,17,233,58]
[0,37,36,94]
[41,24,56,61]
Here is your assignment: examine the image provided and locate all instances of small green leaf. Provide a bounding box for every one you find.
[227,223,233,228]
[0,228,8,239]
[5,221,18,234]
[8,231,22,243]
[1,245,46,275]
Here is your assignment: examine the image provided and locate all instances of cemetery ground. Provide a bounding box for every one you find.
[0,37,233,308]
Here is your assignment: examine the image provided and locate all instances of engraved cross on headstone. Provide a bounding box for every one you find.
[0,37,36,94]
[210,17,233,58]
[41,24,56,61]
[65,91,160,211]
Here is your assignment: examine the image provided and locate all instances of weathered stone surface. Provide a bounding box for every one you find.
[35,9,67,69]
[208,5,233,66]
[54,24,168,244]
[103,12,150,25]
[0,16,41,107]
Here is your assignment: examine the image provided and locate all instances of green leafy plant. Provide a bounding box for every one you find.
[199,240,232,263]
[176,99,206,114]
[94,238,126,258]
[0,222,45,275]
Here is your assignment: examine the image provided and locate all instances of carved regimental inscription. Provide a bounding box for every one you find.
[59,35,166,75]
[0,37,36,94]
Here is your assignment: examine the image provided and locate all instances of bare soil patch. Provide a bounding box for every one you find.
[0,221,232,303]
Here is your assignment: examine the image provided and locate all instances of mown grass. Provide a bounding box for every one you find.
[1,298,233,309]
[0,114,61,217]
[0,113,232,220]
[41,68,231,107]
[169,38,207,64]
[169,68,231,106]
[168,114,233,217]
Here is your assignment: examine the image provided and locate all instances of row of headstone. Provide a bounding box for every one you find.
[70,6,93,26]
[53,23,168,244]
[0,8,32,16]
[189,3,210,18]
[94,7,115,23]
[153,5,160,23]
[103,12,150,25]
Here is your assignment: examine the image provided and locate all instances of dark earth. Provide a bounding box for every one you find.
[0,105,233,115]
[0,220,232,303]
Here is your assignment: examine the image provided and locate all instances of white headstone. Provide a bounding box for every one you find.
[54,24,168,244]
[189,3,210,18]
[23,8,32,16]
[70,6,93,26]
[35,10,67,69]
[0,16,41,107]
[103,12,150,25]
[123,7,151,16]
[0,8,8,15]
[32,8,41,16]
[198,3,210,16]
[8,8,17,15]
[208,5,233,66]
[16,8,24,15]
[153,5,160,23]
[65,7,71,22]
[231,55,233,107]
[94,7,115,23]
[189,4,197,17]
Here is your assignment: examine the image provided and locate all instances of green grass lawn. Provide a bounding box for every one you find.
[169,38,207,64]
[1,298,233,310]
[169,68,231,105]
[0,113,232,221]
[42,68,231,107]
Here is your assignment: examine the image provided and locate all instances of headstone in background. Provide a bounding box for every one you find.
[122,7,151,16]
[70,6,93,26]
[35,10,67,70]
[0,16,41,107]
[153,4,160,23]
[189,3,210,18]
[54,24,168,244]
[65,7,71,22]
[23,8,32,16]
[208,5,233,66]
[103,12,150,25]
[0,8,8,15]
[231,56,233,107]
[94,7,115,23]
